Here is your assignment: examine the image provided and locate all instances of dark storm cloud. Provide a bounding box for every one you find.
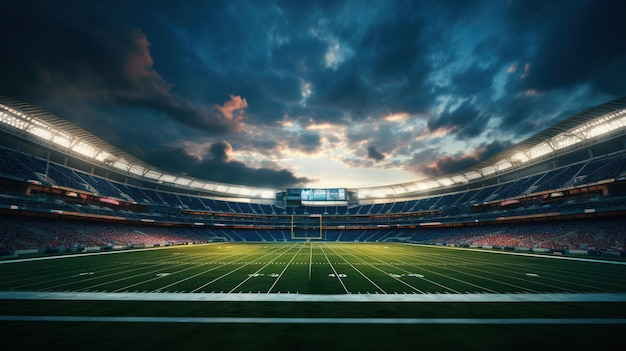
[0,2,242,135]
[309,67,374,120]
[506,0,626,94]
[413,140,513,177]
[428,101,487,139]
[139,142,311,188]
[359,8,426,85]
[367,146,385,162]
[303,2,436,120]
[293,132,322,154]
[1,0,625,187]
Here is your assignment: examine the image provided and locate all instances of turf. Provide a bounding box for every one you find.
[1,242,625,350]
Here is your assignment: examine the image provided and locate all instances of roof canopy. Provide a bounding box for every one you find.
[1,96,625,200]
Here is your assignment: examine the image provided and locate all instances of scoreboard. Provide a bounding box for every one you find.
[282,188,348,206]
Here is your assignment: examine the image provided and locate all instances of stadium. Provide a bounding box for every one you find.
[1,95,625,349]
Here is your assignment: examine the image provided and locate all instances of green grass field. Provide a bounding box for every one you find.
[2,242,626,350]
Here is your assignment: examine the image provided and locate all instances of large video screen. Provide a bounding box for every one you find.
[291,188,347,201]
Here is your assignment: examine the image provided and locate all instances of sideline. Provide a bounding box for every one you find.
[1,315,625,324]
[406,243,626,265]
[1,291,626,303]
[0,243,222,264]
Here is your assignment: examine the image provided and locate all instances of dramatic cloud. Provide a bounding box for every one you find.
[427,100,488,139]
[416,140,514,177]
[215,95,248,121]
[367,146,385,162]
[140,141,312,188]
[0,0,624,188]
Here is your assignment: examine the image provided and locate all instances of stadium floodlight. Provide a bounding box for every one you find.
[112,159,129,171]
[239,187,253,196]
[480,165,497,177]
[437,177,453,186]
[72,141,97,158]
[94,150,111,162]
[552,134,578,149]
[510,151,529,163]
[464,171,481,180]
[215,184,229,193]
[451,175,467,183]
[128,164,145,176]
[423,180,438,189]
[370,189,385,198]
[229,186,242,195]
[527,142,552,159]
[52,135,70,148]
[392,185,408,195]
[404,183,419,192]
[159,174,176,183]
[202,183,217,191]
[494,159,512,171]
[28,126,52,140]
[144,170,161,179]
[188,180,205,188]
[175,177,193,187]
[382,187,396,196]
[415,182,428,191]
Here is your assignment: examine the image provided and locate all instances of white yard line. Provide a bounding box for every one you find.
[309,242,313,282]
[266,243,306,293]
[227,243,299,293]
[330,246,427,293]
[151,250,265,292]
[387,245,607,293]
[0,243,222,264]
[377,246,534,293]
[6,262,141,290]
[73,250,225,292]
[407,244,626,265]
[323,242,387,294]
[340,245,465,293]
[189,245,290,293]
[319,245,350,294]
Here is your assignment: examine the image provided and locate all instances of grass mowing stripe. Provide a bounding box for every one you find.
[3,243,625,295]
[378,244,540,293]
[340,244,473,294]
[228,243,300,293]
[74,248,228,292]
[2,315,625,324]
[267,243,306,293]
[388,243,609,293]
[329,244,429,293]
[188,244,293,293]
[323,242,387,294]
[150,247,270,293]
[319,244,350,294]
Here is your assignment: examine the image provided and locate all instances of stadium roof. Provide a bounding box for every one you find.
[1,96,626,200]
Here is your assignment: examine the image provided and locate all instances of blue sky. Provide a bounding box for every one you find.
[1,0,625,188]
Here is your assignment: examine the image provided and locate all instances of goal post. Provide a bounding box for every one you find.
[291,214,323,240]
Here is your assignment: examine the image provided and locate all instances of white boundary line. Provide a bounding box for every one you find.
[0,243,222,264]
[1,291,625,302]
[1,315,625,324]
[406,243,626,265]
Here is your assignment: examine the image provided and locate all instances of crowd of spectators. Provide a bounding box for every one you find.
[0,217,216,253]
[1,215,623,256]
[413,220,625,251]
